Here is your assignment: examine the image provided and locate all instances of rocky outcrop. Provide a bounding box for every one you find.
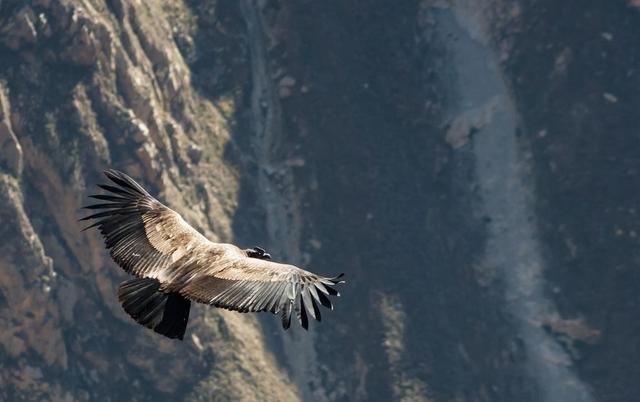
[0,85,23,176]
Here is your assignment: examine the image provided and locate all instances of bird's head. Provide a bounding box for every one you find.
[245,246,271,260]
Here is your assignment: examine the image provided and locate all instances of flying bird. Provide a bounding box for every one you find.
[81,169,344,340]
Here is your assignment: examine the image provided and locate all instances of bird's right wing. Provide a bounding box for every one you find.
[180,257,345,330]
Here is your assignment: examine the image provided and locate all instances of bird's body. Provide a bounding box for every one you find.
[82,169,344,340]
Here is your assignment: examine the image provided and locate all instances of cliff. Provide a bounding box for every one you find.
[0,0,638,401]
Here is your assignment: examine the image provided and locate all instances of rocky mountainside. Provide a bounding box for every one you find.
[1,0,639,401]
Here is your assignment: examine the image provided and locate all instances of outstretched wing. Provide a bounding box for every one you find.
[82,169,344,330]
[181,258,344,330]
[81,169,219,279]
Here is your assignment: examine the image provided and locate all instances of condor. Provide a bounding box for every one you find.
[81,169,344,340]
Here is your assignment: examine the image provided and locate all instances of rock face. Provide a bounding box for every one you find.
[0,0,638,401]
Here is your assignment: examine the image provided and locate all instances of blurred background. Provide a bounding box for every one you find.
[0,0,638,401]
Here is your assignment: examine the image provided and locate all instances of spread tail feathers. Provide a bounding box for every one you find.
[118,278,191,340]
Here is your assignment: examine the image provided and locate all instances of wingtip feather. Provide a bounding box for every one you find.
[331,273,346,284]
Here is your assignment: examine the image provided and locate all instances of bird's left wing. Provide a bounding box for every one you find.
[81,169,219,280]
[181,257,344,330]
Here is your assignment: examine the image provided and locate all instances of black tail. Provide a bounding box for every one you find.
[117,278,191,340]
